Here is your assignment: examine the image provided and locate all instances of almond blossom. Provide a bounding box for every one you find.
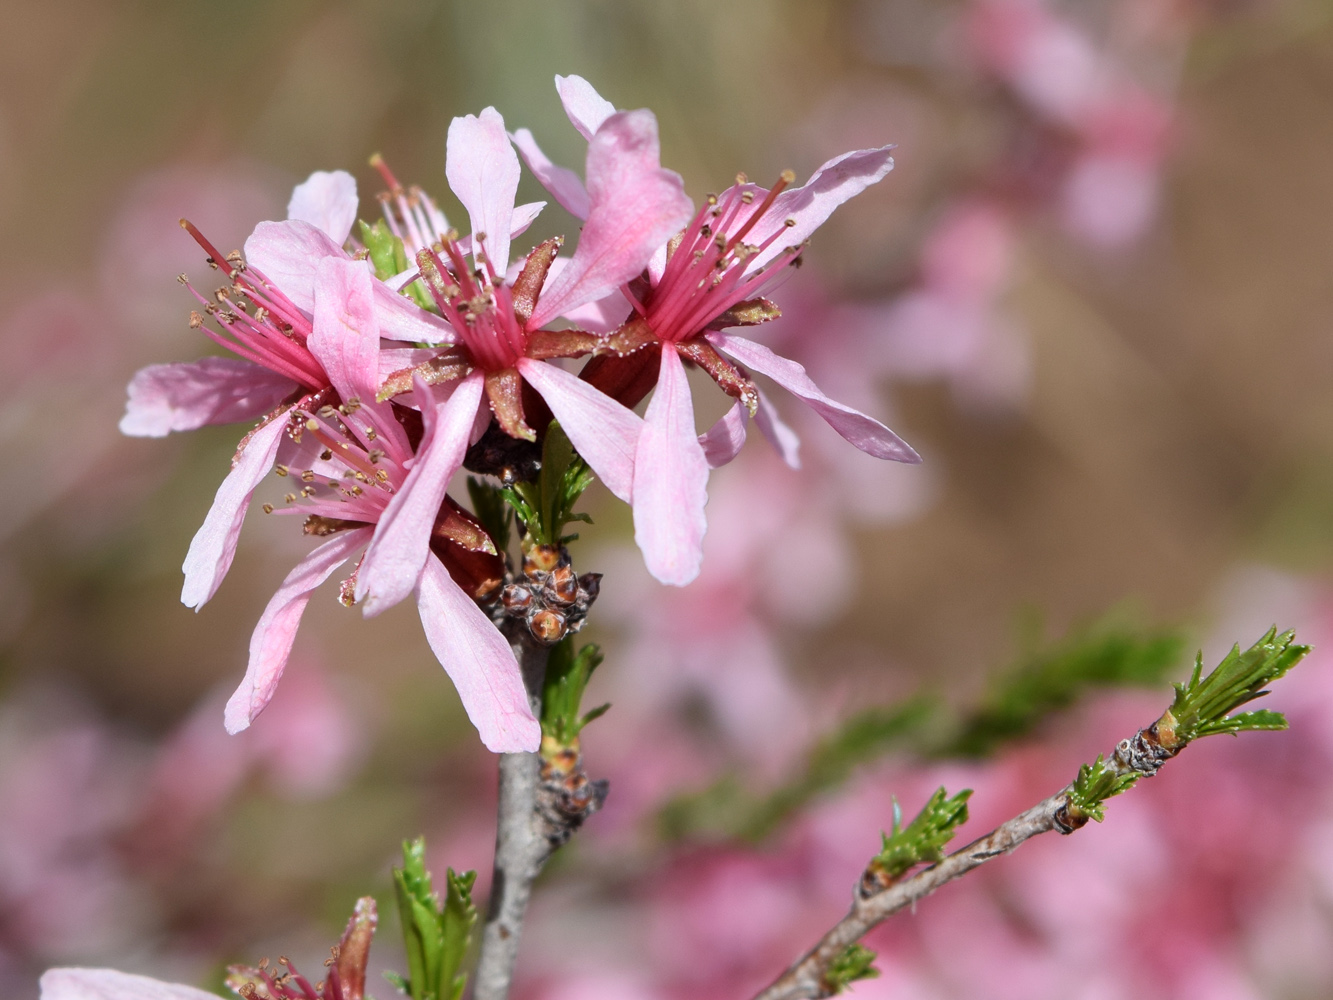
[225,254,538,753]
[120,170,453,612]
[514,75,920,585]
[347,103,691,614]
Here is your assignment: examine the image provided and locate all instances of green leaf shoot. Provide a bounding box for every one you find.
[870,787,972,883]
[1166,627,1307,744]
[541,637,607,749]
[1066,755,1137,824]
[359,218,435,311]
[823,943,880,993]
[500,422,594,547]
[390,838,478,1000]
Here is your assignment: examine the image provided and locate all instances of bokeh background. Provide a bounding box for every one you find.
[6,0,1333,997]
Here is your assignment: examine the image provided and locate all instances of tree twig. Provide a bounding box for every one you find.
[473,634,548,1000]
[752,627,1308,1000]
[472,628,609,1000]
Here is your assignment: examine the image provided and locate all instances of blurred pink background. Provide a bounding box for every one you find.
[5,1,1333,997]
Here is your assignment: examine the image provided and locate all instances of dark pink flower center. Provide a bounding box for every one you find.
[417,237,527,373]
[179,220,328,391]
[641,171,801,343]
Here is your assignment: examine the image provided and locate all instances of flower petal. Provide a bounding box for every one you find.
[555,74,617,140]
[416,552,540,753]
[355,371,485,615]
[753,385,801,469]
[243,219,344,311]
[375,281,456,345]
[245,219,454,345]
[515,357,642,503]
[181,411,291,609]
[528,110,692,328]
[224,527,371,734]
[41,968,222,1000]
[632,346,708,586]
[538,258,632,331]
[746,146,897,272]
[511,127,591,220]
[699,400,749,469]
[709,332,919,462]
[287,170,359,245]
[447,107,521,272]
[310,256,382,404]
[120,359,297,437]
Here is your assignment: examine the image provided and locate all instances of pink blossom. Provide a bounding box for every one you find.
[221,256,538,753]
[40,969,219,1000]
[514,75,919,585]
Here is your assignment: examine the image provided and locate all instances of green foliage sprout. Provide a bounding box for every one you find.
[359,218,435,311]
[871,787,972,882]
[500,422,594,547]
[1167,626,1308,743]
[823,943,880,994]
[387,838,478,1000]
[1066,755,1138,824]
[541,637,609,749]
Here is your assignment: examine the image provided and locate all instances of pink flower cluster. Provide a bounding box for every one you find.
[118,76,918,754]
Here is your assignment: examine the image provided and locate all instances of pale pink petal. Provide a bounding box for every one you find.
[528,110,692,328]
[416,552,540,753]
[753,385,801,469]
[745,146,897,272]
[516,357,642,502]
[632,347,708,586]
[224,527,371,734]
[447,107,521,272]
[555,74,617,140]
[245,219,454,344]
[709,332,919,462]
[120,358,297,437]
[509,200,547,238]
[287,170,359,245]
[41,968,221,1000]
[699,401,748,468]
[375,282,456,345]
[511,127,591,220]
[310,256,381,403]
[243,219,344,311]
[355,372,485,615]
[181,411,290,609]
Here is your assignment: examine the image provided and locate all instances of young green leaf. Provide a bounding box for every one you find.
[823,943,880,993]
[358,218,434,310]
[541,637,607,748]
[1066,755,1137,824]
[1167,627,1307,745]
[390,838,479,1000]
[870,787,972,883]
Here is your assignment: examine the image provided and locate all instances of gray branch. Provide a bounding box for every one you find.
[472,631,609,1000]
[750,721,1180,1000]
[473,635,548,1000]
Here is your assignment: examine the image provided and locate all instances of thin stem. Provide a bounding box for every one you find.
[473,633,549,1000]
[751,716,1195,1000]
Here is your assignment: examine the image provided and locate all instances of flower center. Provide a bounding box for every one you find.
[641,171,801,343]
[178,219,327,390]
[415,237,527,373]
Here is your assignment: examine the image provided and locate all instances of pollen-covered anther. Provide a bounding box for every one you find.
[274,465,289,477]
[188,311,203,329]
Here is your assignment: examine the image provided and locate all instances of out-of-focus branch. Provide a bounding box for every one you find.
[752,628,1308,1000]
